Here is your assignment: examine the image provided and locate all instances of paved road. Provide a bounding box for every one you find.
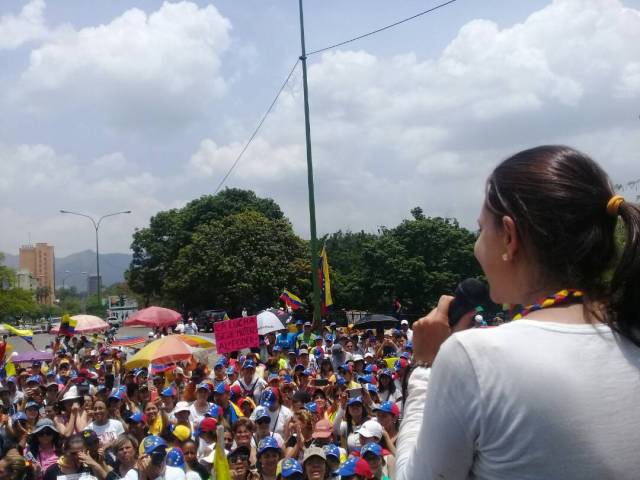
[6,326,217,354]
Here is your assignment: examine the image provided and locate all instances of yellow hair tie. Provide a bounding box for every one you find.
[606,195,625,217]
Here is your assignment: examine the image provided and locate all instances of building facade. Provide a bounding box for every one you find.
[87,274,102,296]
[19,243,56,305]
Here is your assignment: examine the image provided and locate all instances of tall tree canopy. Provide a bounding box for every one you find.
[324,208,482,313]
[126,189,307,313]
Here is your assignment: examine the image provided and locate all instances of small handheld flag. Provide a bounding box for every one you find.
[280,289,303,310]
[59,314,77,336]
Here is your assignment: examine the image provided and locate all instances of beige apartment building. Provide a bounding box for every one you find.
[19,243,55,305]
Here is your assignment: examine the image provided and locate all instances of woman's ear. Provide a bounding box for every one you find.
[501,216,519,261]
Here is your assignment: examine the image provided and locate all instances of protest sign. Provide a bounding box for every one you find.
[214,315,259,354]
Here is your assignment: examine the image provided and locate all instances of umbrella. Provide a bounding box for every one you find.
[265,308,291,323]
[175,335,216,348]
[124,306,182,328]
[125,336,195,370]
[12,351,53,363]
[256,311,285,335]
[50,315,109,334]
[352,314,399,330]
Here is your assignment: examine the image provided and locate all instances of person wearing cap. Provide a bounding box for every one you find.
[172,402,192,431]
[54,386,89,437]
[279,458,304,480]
[337,456,374,480]
[86,399,125,449]
[189,383,212,425]
[213,382,243,427]
[170,424,192,448]
[253,388,292,438]
[257,436,282,480]
[338,396,370,453]
[310,419,334,447]
[252,406,284,450]
[195,417,218,464]
[296,323,316,350]
[125,412,149,444]
[24,418,61,479]
[125,435,185,480]
[227,445,252,480]
[302,446,327,480]
[377,370,400,404]
[373,402,400,451]
[360,444,386,480]
[232,360,267,405]
[399,319,413,343]
[160,385,178,415]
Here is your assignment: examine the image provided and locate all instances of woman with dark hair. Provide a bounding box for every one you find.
[376,370,399,404]
[87,400,125,450]
[338,397,370,453]
[396,146,640,479]
[43,435,94,480]
[318,359,335,384]
[24,419,61,480]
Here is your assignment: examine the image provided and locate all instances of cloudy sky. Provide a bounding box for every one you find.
[1,0,639,257]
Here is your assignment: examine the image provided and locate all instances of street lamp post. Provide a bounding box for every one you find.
[59,210,131,301]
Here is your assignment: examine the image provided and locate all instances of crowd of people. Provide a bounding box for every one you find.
[2,144,639,480]
[0,317,416,480]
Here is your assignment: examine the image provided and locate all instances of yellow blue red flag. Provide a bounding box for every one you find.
[280,289,303,310]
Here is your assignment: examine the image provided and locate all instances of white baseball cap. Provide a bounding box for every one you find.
[358,419,383,439]
[352,354,364,362]
[400,319,409,325]
[174,401,191,414]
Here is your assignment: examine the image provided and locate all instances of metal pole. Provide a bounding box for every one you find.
[298,0,322,328]
[95,225,101,302]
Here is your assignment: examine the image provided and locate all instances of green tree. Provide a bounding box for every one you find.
[85,294,107,318]
[163,210,309,314]
[325,209,482,314]
[127,188,285,306]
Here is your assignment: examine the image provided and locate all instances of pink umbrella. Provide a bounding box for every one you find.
[124,306,182,328]
[50,315,109,334]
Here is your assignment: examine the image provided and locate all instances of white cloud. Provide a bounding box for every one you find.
[0,142,174,256]
[14,1,231,130]
[188,0,640,236]
[0,0,48,50]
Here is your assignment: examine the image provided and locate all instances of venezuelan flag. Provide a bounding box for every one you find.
[280,289,303,310]
[3,324,35,347]
[59,313,77,336]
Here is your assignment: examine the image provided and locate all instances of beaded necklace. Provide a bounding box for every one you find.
[512,289,584,320]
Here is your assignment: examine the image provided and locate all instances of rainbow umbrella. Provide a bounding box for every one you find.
[124,335,214,370]
[176,335,215,348]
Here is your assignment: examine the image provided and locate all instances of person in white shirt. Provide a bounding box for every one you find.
[86,400,124,449]
[396,145,640,480]
[232,360,267,404]
[400,319,413,342]
[175,321,185,334]
[251,389,292,438]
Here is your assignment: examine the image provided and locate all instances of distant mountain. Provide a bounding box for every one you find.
[0,250,132,292]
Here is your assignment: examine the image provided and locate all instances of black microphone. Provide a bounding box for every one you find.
[448,278,490,328]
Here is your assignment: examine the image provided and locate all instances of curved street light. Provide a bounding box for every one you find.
[59,209,132,300]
